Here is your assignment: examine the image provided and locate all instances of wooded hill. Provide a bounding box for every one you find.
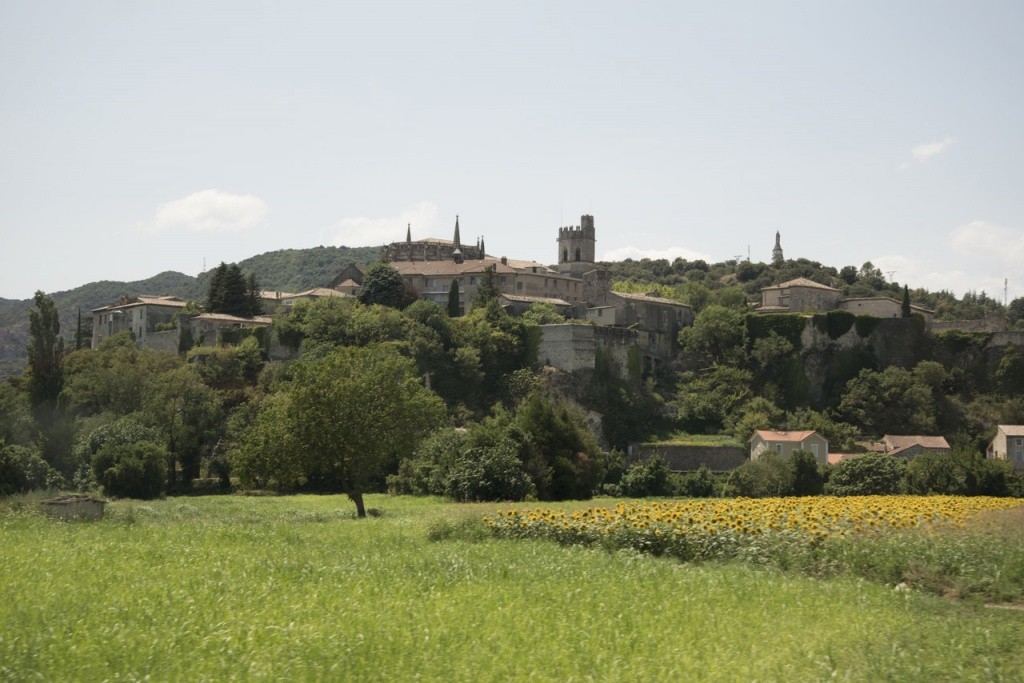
[0,245,380,378]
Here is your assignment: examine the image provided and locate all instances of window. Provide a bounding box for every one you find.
[470,277,477,285]
[1016,439,1023,447]
[516,282,523,291]
[776,444,783,454]
[809,443,818,457]
[575,248,581,261]
[499,277,506,286]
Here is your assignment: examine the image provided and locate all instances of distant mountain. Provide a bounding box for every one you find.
[0,244,382,379]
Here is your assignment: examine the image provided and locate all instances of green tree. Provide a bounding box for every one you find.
[144,367,223,484]
[676,365,753,433]
[472,264,501,308]
[27,291,64,412]
[677,305,745,366]
[824,453,907,496]
[837,367,938,436]
[257,346,445,516]
[206,263,253,317]
[901,285,912,318]
[447,278,461,317]
[358,262,407,309]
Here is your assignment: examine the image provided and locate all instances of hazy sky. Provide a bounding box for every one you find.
[2,1,1022,301]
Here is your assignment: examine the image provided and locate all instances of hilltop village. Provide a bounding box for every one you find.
[84,214,1024,482]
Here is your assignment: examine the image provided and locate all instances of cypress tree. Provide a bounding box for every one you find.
[246,273,263,317]
[901,285,912,318]
[447,278,461,317]
[27,291,64,411]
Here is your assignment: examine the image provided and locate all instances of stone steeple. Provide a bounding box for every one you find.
[772,231,784,264]
[406,223,411,244]
[453,215,462,250]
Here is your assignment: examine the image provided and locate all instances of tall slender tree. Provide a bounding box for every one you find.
[447,278,461,317]
[28,291,64,412]
[901,285,912,318]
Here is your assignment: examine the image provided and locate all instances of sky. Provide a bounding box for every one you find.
[1,1,1022,302]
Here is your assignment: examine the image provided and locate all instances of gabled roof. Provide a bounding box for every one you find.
[92,295,188,313]
[998,425,1024,437]
[841,297,935,314]
[612,291,691,308]
[762,278,839,292]
[883,435,950,452]
[500,294,572,307]
[751,429,820,443]
[194,313,272,325]
[281,288,350,300]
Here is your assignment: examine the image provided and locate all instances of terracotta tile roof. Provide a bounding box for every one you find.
[92,295,188,313]
[763,277,839,292]
[998,425,1024,436]
[751,429,819,442]
[883,435,950,452]
[194,313,272,325]
[612,291,691,308]
[260,290,296,300]
[500,294,572,307]
[827,453,853,465]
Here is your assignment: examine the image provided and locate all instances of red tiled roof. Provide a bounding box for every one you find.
[998,425,1024,436]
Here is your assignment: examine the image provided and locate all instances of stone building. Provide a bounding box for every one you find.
[758,278,843,313]
[987,425,1024,470]
[882,434,950,459]
[772,231,784,264]
[91,295,189,351]
[383,217,485,263]
[556,214,596,278]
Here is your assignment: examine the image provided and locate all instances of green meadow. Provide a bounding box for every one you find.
[2,494,1023,681]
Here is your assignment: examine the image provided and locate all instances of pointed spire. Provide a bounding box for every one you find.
[453,215,461,250]
[406,223,412,244]
[772,230,784,264]
[775,230,781,247]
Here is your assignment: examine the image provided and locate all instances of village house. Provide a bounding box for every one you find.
[881,434,950,459]
[750,430,829,466]
[91,295,189,352]
[755,277,935,327]
[190,313,273,347]
[987,425,1024,469]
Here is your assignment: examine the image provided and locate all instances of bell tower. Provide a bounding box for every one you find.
[556,214,596,277]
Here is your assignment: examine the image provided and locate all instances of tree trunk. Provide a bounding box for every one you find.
[350,491,366,518]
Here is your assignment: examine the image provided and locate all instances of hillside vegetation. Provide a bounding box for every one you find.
[0,245,380,377]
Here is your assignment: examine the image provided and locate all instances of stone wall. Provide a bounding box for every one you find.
[931,315,1008,334]
[633,444,747,472]
[538,324,637,374]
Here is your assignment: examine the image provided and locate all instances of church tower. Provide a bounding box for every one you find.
[772,231,784,264]
[557,214,596,277]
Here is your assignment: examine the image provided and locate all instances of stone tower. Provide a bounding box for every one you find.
[557,214,596,277]
[772,231,784,265]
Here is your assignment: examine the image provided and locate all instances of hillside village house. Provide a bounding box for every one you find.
[91,295,188,352]
[750,430,829,466]
[190,313,273,347]
[987,425,1024,469]
[882,434,950,459]
[756,278,935,326]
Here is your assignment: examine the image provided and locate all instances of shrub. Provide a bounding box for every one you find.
[825,452,906,496]
[620,455,673,498]
[444,441,535,502]
[0,444,65,495]
[679,464,718,497]
[723,454,793,498]
[92,442,167,499]
[789,450,825,496]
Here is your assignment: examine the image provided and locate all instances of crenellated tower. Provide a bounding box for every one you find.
[556,214,596,277]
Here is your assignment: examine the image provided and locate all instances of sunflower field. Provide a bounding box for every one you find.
[486,496,1024,599]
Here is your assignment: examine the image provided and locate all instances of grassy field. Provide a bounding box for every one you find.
[2,493,1023,681]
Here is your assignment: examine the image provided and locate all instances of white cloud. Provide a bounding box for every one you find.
[600,245,712,263]
[145,189,268,233]
[911,136,955,162]
[950,220,1024,264]
[331,201,441,248]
